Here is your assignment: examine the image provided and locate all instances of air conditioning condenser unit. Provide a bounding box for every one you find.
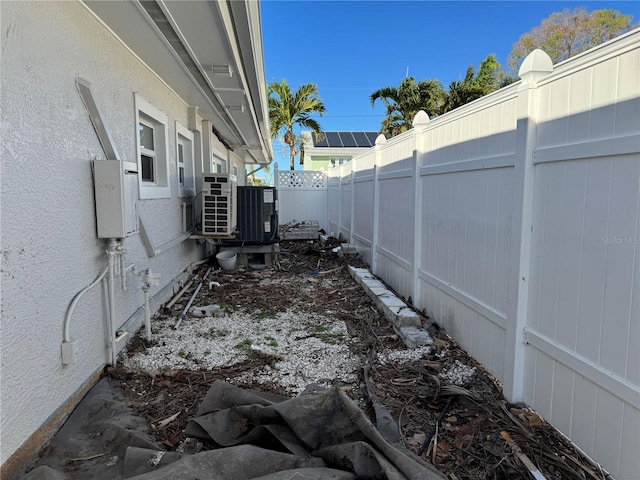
[202,174,237,236]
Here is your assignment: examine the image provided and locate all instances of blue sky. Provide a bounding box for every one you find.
[260,1,639,169]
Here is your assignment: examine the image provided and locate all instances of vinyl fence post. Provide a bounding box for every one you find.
[350,160,356,244]
[412,111,430,312]
[372,134,386,275]
[274,163,279,189]
[504,49,553,402]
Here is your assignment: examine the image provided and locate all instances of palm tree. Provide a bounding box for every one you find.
[268,79,325,170]
[441,54,501,114]
[246,163,272,185]
[370,77,443,137]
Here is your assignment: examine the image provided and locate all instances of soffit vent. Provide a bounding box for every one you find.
[209,64,233,77]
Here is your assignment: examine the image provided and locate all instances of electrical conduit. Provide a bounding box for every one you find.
[63,262,109,344]
[106,239,120,365]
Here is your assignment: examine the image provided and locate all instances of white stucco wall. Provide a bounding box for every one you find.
[0,1,210,464]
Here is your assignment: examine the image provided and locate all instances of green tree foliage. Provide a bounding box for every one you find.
[246,163,272,186]
[268,79,325,170]
[441,54,501,114]
[507,8,636,74]
[370,77,444,137]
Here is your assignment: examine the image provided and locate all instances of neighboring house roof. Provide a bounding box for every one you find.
[311,131,379,148]
[301,131,379,161]
[85,0,272,164]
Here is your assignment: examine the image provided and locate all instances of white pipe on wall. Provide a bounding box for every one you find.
[63,262,109,344]
[131,266,160,341]
[119,245,128,290]
[142,285,151,341]
[106,239,120,365]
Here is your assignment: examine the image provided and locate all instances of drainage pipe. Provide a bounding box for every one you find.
[118,246,129,290]
[174,281,203,329]
[63,262,109,343]
[142,282,152,341]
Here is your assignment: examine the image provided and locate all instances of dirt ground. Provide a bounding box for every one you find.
[107,238,609,480]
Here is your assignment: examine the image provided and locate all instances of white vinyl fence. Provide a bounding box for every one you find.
[275,165,328,232]
[312,32,638,478]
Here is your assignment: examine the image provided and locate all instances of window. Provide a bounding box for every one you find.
[138,121,155,181]
[135,94,170,199]
[175,122,195,197]
[330,156,351,166]
[212,147,226,173]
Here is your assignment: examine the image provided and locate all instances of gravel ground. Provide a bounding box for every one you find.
[122,306,362,394]
[111,238,609,480]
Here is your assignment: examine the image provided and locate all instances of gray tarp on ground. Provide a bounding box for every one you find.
[23,378,445,480]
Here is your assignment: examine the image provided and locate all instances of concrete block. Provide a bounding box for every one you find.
[398,327,433,349]
[378,295,407,309]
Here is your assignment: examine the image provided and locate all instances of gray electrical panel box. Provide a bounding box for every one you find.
[93,160,139,239]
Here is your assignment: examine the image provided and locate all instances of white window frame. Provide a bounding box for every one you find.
[212,146,226,173]
[175,122,195,197]
[135,94,170,199]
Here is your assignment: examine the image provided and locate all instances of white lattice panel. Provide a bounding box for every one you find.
[277,170,327,189]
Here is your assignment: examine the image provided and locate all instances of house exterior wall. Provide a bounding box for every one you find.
[0,1,244,467]
[321,31,640,478]
[305,155,352,171]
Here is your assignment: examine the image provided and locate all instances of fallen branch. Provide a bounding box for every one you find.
[328,285,358,295]
[418,396,453,456]
[153,410,181,430]
[315,266,343,276]
[69,452,108,462]
[166,281,194,310]
[500,431,547,480]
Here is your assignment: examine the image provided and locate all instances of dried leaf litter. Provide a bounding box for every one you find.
[108,239,609,480]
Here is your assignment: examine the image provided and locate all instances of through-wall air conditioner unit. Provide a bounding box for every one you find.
[202,174,237,236]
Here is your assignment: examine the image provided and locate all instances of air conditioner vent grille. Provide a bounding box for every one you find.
[202,174,236,236]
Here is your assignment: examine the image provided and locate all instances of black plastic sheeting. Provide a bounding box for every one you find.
[23,378,445,480]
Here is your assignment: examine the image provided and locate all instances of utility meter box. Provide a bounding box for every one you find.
[93,159,139,239]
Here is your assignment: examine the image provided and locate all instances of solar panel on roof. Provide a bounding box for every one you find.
[339,132,358,147]
[352,132,371,147]
[365,132,379,145]
[313,132,329,147]
[309,131,379,148]
[325,132,343,147]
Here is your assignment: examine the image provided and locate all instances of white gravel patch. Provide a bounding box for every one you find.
[376,345,432,365]
[122,307,361,395]
[440,359,476,386]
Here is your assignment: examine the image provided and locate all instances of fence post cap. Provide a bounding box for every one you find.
[413,110,430,127]
[375,134,387,146]
[518,49,553,88]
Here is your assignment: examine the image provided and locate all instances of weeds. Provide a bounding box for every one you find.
[234,339,253,352]
[198,327,230,339]
[256,310,277,320]
[313,325,344,344]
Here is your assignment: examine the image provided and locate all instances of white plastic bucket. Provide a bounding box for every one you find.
[216,251,237,271]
